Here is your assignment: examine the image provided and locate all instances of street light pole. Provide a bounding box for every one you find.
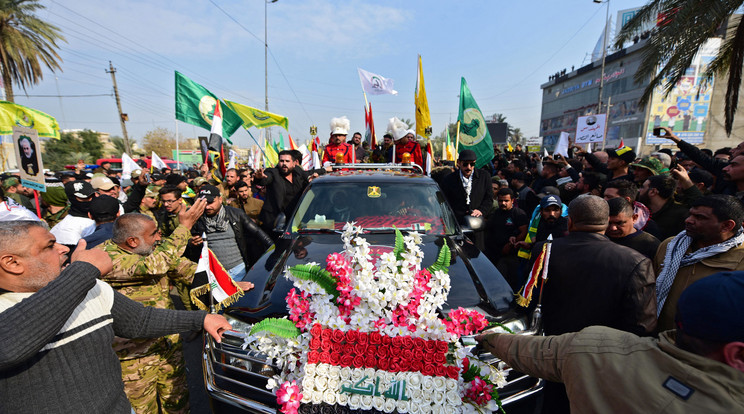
[596,0,610,114]
[265,0,277,142]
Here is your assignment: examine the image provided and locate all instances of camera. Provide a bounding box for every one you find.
[653,127,667,137]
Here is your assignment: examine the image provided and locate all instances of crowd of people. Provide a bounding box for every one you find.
[0,118,743,413]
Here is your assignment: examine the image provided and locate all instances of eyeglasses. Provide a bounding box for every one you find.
[460,161,476,167]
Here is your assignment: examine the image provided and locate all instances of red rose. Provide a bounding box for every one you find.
[390,356,401,365]
[402,349,414,361]
[369,331,382,345]
[321,339,332,352]
[398,358,411,372]
[411,359,423,372]
[377,345,389,358]
[308,351,320,364]
[414,349,425,363]
[310,338,322,351]
[423,352,433,363]
[320,352,332,364]
[381,335,392,346]
[378,358,390,371]
[332,329,345,343]
[413,337,425,350]
[391,336,403,349]
[354,343,367,356]
[352,355,365,369]
[331,342,343,354]
[436,341,448,353]
[435,365,446,377]
[401,336,414,350]
[340,355,354,367]
[422,363,435,376]
[436,352,447,364]
[345,330,358,343]
[321,328,332,341]
[310,323,322,338]
[365,355,377,369]
[343,343,355,356]
[388,361,400,372]
[357,332,369,345]
[331,352,342,365]
[447,365,460,379]
[424,340,437,353]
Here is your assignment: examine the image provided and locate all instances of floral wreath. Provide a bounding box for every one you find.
[245,223,507,414]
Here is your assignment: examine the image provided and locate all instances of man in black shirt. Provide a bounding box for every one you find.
[485,188,528,289]
[606,198,660,259]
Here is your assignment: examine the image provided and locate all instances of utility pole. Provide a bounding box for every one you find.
[106,61,132,154]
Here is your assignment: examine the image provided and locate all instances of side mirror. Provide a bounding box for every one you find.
[273,213,287,233]
[462,215,484,232]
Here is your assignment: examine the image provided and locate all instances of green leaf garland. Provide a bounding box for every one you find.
[250,318,301,338]
[288,264,340,299]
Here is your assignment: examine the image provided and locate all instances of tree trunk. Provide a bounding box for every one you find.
[1,68,13,102]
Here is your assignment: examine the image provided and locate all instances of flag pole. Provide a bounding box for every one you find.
[454,120,461,163]
[175,120,180,171]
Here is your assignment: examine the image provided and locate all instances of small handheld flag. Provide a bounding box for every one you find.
[190,239,244,311]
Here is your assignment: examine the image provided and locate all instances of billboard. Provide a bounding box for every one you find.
[646,38,720,145]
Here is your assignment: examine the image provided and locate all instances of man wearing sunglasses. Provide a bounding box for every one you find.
[440,150,493,249]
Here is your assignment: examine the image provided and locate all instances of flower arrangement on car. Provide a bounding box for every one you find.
[243,223,508,414]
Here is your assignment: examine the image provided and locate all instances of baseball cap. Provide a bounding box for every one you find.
[65,180,95,199]
[630,157,663,176]
[130,169,142,179]
[144,185,160,198]
[151,173,166,181]
[88,195,120,221]
[540,194,562,209]
[676,271,744,342]
[198,184,220,203]
[193,177,208,187]
[459,150,477,162]
[91,175,116,191]
[1,177,20,190]
[607,146,636,164]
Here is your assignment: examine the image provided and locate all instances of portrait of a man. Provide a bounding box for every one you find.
[18,136,39,176]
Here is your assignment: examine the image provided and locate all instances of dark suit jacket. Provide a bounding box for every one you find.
[255,166,323,229]
[440,168,492,223]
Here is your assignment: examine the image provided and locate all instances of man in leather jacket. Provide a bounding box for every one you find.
[186,185,273,281]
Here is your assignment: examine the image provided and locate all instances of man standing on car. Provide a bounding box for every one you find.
[440,149,492,250]
[0,220,232,414]
[98,201,206,414]
[188,185,273,281]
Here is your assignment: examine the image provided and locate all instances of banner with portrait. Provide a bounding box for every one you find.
[575,114,606,144]
[13,126,45,192]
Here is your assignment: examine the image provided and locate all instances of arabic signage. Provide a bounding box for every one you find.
[341,375,410,400]
[575,114,606,144]
[526,136,543,153]
[646,38,720,145]
[13,126,45,192]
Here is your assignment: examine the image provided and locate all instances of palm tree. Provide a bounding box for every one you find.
[616,1,743,135]
[0,0,65,102]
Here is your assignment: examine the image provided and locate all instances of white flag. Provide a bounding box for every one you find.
[554,132,570,158]
[121,153,141,179]
[227,149,238,169]
[151,151,168,171]
[358,68,398,95]
[298,144,311,170]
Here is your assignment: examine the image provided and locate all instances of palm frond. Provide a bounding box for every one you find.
[250,318,301,338]
[288,264,340,299]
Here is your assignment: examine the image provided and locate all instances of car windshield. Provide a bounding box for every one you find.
[290,181,458,235]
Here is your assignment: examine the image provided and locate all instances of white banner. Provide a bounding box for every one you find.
[575,114,606,143]
[357,68,398,96]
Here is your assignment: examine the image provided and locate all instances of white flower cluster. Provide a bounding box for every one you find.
[299,363,462,414]
[244,331,311,392]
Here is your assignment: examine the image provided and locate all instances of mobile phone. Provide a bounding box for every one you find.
[653,127,667,137]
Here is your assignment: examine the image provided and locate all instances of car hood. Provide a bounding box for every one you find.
[224,233,515,323]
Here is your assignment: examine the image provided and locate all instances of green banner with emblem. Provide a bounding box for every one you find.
[174,71,243,140]
[457,77,493,168]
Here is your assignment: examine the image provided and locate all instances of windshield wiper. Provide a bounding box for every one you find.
[297,228,342,234]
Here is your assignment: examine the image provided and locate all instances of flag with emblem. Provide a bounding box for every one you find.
[311,136,321,169]
[150,151,167,172]
[415,55,431,141]
[208,101,227,178]
[0,101,59,139]
[190,238,244,311]
[457,78,493,168]
[174,71,242,140]
[364,103,376,148]
[224,100,289,130]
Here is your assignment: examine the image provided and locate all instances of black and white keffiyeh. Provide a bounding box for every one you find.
[656,227,744,315]
[459,171,473,206]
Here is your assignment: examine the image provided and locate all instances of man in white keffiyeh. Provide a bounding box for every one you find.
[653,194,744,332]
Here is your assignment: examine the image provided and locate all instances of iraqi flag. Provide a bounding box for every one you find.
[364,103,377,148]
[311,136,321,169]
[190,239,244,311]
[425,140,433,176]
[208,101,227,179]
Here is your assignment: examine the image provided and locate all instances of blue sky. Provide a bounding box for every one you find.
[16,0,644,149]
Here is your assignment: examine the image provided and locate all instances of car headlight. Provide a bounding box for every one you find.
[482,315,529,335]
[224,313,254,335]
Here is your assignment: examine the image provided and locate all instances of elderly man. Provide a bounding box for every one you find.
[98,199,207,414]
[0,221,231,413]
[18,136,39,176]
[654,194,744,332]
[526,194,657,414]
[479,271,744,413]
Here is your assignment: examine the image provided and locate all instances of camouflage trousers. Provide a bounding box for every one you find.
[120,339,190,414]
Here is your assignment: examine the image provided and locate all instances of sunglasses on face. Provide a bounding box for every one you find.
[460,161,475,167]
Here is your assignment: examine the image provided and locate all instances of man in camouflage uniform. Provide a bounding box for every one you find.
[139,185,160,221]
[41,184,70,229]
[98,198,206,414]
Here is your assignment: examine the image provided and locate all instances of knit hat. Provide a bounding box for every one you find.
[41,185,69,207]
[676,271,744,342]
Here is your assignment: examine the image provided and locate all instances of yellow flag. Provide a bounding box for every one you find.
[0,101,59,139]
[414,55,431,140]
[507,142,514,152]
[264,138,278,167]
[224,100,289,130]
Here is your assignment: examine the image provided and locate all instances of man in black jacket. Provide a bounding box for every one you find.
[440,149,492,250]
[529,194,657,414]
[187,185,273,281]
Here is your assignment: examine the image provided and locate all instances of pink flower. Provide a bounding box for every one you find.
[465,376,493,406]
[277,381,302,414]
[444,308,489,338]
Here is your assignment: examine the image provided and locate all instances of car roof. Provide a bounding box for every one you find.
[311,170,437,184]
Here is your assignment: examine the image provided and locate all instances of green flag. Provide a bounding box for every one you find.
[224,100,289,130]
[457,77,493,168]
[174,71,243,140]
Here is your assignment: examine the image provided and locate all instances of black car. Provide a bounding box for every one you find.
[203,167,543,413]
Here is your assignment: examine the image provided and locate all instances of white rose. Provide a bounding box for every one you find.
[446,379,458,391]
[349,394,361,409]
[328,365,341,379]
[409,387,422,400]
[430,405,442,414]
[337,393,348,406]
[446,390,461,404]
[301,376,315,391]
[422,377,435,391]
[361,395,373,410]
[433,391,446,405]
[301,391,312,403]
[351,369,364,381]
[311,390,323,404]
[304,364,316,376]
[433,377,446,392]
[383,400,397,413]
[408,372,423,387]
[316,363,329,376]
[340,366,352,380]
[408,402,422,414]
[372,396,385,411]
[322,389,337,405]
[396,399,410,413]
[364,367,376,379]
[421,404,432,414]
[327,378,340,392]
[314,376,328,391]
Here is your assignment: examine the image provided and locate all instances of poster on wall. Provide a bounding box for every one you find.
[646,38,720,145]
[575,114,606,144]
[13,126,45,192]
